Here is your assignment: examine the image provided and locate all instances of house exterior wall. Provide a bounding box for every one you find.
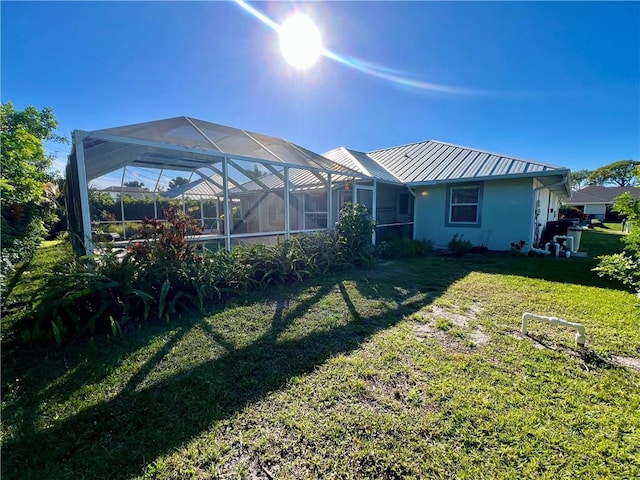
[532,179,563,247]
[582,204,606,220]
[413,178,535,251]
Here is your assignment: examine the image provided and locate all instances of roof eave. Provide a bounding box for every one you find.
[406,169,571,187]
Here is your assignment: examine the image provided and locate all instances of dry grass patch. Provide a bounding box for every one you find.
[413,303,490,351]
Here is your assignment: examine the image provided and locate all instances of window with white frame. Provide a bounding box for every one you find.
[448,184,481,225]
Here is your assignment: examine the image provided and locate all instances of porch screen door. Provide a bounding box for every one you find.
[356,188,373,214]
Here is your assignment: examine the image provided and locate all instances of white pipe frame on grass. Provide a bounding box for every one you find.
[521,312,586,347]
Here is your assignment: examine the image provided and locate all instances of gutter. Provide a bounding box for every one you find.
[407,169,571,189]
[533,173,570,198]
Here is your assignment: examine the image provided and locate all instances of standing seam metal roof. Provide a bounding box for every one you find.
[322,147,402,184]
[365,140,567,184]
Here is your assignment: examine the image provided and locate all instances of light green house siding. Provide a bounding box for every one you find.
[414,177,535,251]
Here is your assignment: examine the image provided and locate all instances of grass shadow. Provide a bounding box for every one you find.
[2,227,632,478]
[2,264,472,479]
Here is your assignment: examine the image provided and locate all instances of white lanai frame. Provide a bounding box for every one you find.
[66,116,368,254]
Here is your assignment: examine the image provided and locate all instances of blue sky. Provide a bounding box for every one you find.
[2,1,639,174]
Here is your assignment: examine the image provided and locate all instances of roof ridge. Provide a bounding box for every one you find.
[340,147,371,177]
[343,147,402,183]
[367,139,435,154]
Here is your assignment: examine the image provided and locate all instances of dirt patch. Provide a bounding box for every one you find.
[215,444,275,479]
[612,355,640,373]
[470,328,491,347]
[429,305,471,327]
[413,303,488,349]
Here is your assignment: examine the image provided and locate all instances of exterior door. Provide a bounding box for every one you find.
[396,191,412,223]
[356,188,374,214]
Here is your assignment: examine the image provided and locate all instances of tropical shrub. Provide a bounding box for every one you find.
[336,202,376,266]
[559,205,586,220]
[27,205,366,344]
[594,191,640,294]
[29,207,209,342]
[448,233,473,255]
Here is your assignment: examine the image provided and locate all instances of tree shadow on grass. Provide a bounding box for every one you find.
[3,242,632,479]
[1,266,464,480]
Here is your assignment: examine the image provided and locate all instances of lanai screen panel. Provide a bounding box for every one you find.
[68,116,368,254]
[85,117,356,175]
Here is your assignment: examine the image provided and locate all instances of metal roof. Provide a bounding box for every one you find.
[365,140,568,184]
[322,147,402,184]
[162,176,224,199]
[229,168,356,194]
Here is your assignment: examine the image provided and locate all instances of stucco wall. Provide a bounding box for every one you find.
[413,178,535,251]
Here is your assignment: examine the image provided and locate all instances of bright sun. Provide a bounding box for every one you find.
[278,13,323,69]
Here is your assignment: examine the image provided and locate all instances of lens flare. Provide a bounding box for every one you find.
[233,0,478,94]
[278,14,323,69]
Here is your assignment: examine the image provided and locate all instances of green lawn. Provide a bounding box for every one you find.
[2,228,639,479]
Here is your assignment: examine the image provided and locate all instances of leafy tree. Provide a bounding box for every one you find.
[570,169,592,191]
[588,160,639,187]
[123,180,148,190]
[1,102,67,281]
[251,164,266,178]
[168,176,190,189]
[593,190,640,294]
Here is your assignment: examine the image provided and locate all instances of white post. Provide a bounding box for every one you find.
[327,173,333,230]
[73,131,94,255]
[353,177,357,208]
[120,166,127,239]
[372,179,377,245]
[153,168,163,219]
[222,156,231,251]
[284,166,290,240]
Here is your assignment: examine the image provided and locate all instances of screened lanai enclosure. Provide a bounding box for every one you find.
[65,116,383,255]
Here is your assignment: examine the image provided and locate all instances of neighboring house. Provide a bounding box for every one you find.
[100,185,154,200]
[67,116,571,253]
[564,185,640,221]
